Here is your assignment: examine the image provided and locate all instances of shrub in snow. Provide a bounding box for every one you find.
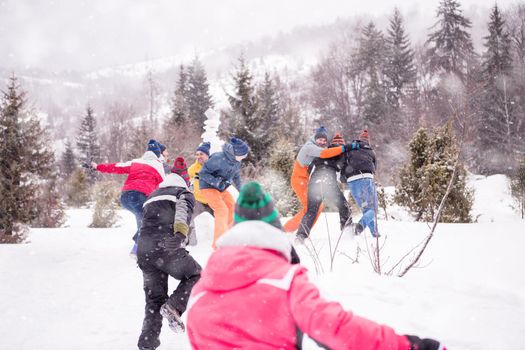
[64,168,92,208]
[394,123,473,223]
[30,178,65,228]
[265,138,300,215]
[511,157,525,219]
[89,181,120,228]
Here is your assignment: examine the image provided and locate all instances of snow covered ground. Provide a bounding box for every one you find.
[1,175,524,349]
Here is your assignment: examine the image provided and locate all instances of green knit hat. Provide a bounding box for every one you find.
[234,182,282,229]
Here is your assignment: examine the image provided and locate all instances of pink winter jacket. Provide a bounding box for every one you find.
[186,221,411,350]
[96,151,165,196]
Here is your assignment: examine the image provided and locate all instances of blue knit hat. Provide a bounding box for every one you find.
[230,137,249,156]
[314,126,328,140]
[147,139,161,157]
[196,142,211,156]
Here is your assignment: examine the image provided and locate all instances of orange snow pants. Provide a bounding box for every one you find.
[201,188,235,249]
[283,162,323,233]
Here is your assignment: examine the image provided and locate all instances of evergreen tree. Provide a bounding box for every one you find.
[76,105,101,165]
[31,176,65,228]
[64,168,91,207]
[126,119,150,159]
[226,55,260,165]
[358,22,388,126]
[253,72,280,164]
[266,137,300,215]
[426,0,475,81]
[477,6,517,174]
[61,140,76,178]
[385,8,416,115]
[511,157,525,218]
[394,123,473,223]
[186,57,213,128]
[482,5,513,79]
[90,181,120,228]
[170,64,189,127]
[274,75,305,142]
[0,76,64,241]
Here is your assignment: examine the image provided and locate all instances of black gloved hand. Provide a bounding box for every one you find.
[218,179,231,191]
[81,162,91,169]
[406,335,446,350]
[344,141,360,152]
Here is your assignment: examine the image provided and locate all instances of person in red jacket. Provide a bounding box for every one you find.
[91,139,166,257]
[186,182,446,350]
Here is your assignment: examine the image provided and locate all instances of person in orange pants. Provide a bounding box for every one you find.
[199,137,249,248]
[283,126,346,233]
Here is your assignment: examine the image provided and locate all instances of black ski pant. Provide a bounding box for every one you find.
[136,235,202,350]
[297,176,350,238]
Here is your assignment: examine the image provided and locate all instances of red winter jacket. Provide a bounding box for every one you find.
[186,221,411,350]
[96,151,165,196]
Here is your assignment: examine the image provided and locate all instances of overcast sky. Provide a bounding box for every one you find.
[0,0,518,72]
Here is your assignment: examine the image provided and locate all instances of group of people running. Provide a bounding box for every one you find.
[88,132,444,350]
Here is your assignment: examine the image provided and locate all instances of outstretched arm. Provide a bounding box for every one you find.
[95,161,132,174]
[289,269,410,350]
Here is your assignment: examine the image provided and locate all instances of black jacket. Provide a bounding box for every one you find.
[140,174,195,247]
[342,140,376,180]
[308,144,346,184]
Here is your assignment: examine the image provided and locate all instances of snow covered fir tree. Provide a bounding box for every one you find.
[0,76,64,242]
[1,1,525,349]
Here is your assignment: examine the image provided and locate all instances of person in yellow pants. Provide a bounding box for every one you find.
[283,126,346,233]
[199,137,249,248]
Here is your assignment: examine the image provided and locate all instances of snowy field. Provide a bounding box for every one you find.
[1,175,524,349]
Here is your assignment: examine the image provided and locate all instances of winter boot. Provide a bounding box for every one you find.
[160,303,185,333]
[341,217,354,234]
[354,223,364,236]
[295,232,307,245]
[130,242,138,260]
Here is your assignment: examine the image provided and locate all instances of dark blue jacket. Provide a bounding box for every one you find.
[342,140,376,180]
[198,143,242,192]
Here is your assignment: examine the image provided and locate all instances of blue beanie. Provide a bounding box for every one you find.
[159,143,166,154]
[230,137,249,156]
[196,142,211,156]
[147,139,161,157]
[314,126,328,140]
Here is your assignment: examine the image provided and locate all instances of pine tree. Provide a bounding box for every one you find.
[266,137,300,215]
[394,123,473,222]
[31,176,65,228]
[90,181,120,228]
[253,72,280,165]
[76,105,101,165]
[126,119,150,159]
[64,168,91,207]
[0,75,64,241]
[511,157,525,218]
[359,22,388,126]
[61,140,76,178]
[186,57,213,128]
[477,5,516,174]
[482,5,513,80]
[426,0,475,81]
[385,8,416,115]
[170,64,189,127]
[226,55,260,165]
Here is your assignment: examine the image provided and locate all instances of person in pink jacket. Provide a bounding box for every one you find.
[186,182,445,350]
[91,139,166,257]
